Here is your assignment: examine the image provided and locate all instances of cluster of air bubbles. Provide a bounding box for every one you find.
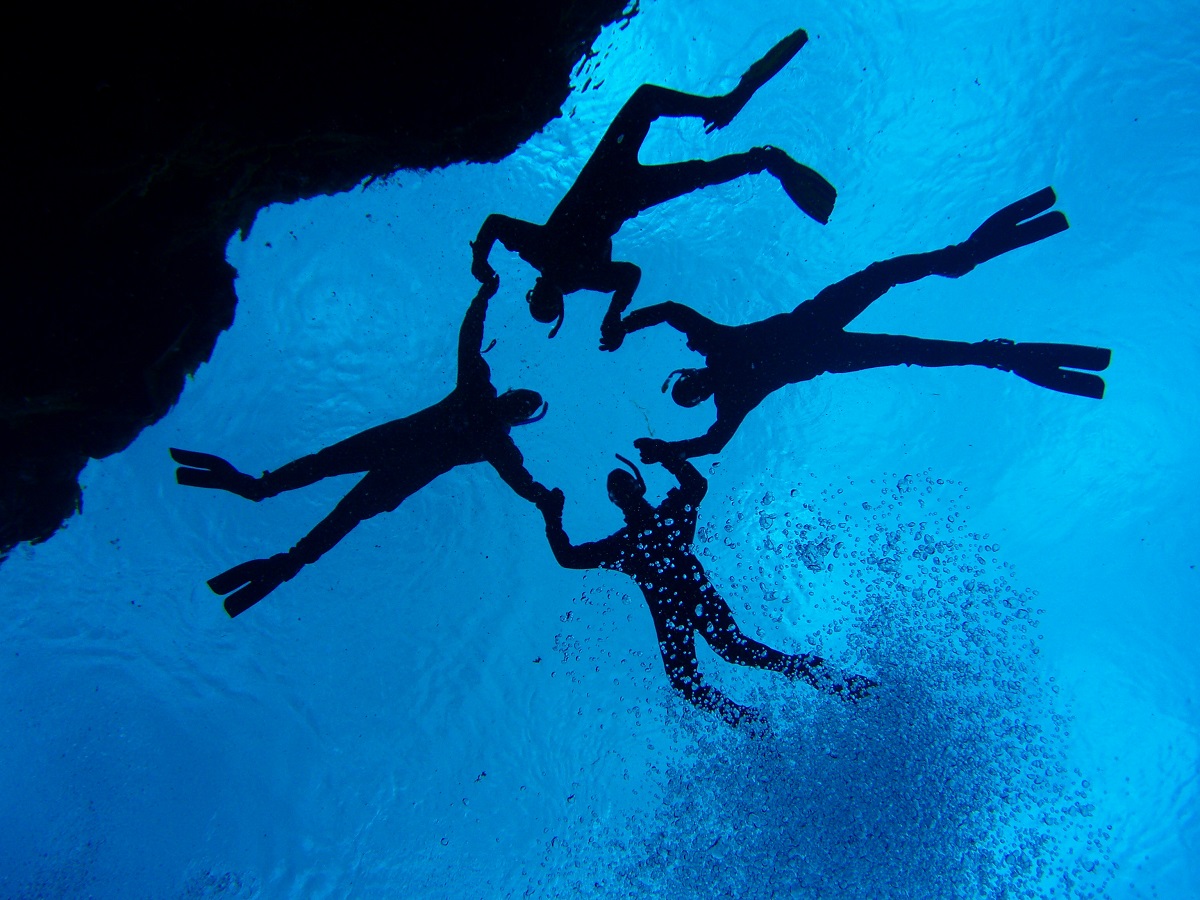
[529,471,1115,899]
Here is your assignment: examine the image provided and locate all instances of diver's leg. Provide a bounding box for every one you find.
[795,249,970,333]
[824,334,1110,399]
[254,419,409,497]
[172,423,388,502]
[210,470,401,617]
[595,84,727,168]
[631,145,835,225]
[649,603,762,728]
[698,590,874,701]
[820,332,1001,374]
[606,28,809,142]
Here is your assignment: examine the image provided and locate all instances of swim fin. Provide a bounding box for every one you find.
[707,27,808,132]
[171,447,265,500]
[767,150,837,224]
[966,186,1069,265]
[738,27,808,98]
[1011,342,1111,400]
[208,553,299,617]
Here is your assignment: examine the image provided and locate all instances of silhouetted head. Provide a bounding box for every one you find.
[606,453,647,510]
[496,388,548,427]
[662,368,715,408]
[526,278,565,338]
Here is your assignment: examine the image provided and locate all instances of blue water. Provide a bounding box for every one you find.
[3,1,1197,896]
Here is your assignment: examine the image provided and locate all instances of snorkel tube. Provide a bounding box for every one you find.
[613,452,646,494]
[512,400,550,427]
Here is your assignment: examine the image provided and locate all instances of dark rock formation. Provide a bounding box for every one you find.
[1,0,635,559]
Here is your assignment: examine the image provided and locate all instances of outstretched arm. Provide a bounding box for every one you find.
[658,444,708,505]
[471,213,544,282]
[622,301,720,354]
[633,438,710,504]
[456,277,498,389]
[537,489,616,570]
[637,398,750,462]
[487,438,549,505]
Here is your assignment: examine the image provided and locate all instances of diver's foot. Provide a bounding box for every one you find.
[760,146,836,224]
[171,448,266,501]
[706,27,809,132]
[208,553,301,617]
[965,186,1068,266]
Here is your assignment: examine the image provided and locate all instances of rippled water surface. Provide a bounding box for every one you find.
[2,1,1197,897]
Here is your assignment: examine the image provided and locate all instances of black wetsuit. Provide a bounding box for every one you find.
[624,188,1110,458]
[471,28,834,349]
[540,453,861,726]
[175,280,547,616]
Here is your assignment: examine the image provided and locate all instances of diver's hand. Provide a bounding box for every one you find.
[537,487,565,519]
[599,316,626,352]
[703,93,744,134]
[634,437,669,464]
[476,267,499,301]
[470,241,497,284]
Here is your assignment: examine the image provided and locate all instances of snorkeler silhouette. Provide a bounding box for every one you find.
[619,187,1112,460]
[171,276,552,617]
[535,443,874,728]
[470,26,835,352]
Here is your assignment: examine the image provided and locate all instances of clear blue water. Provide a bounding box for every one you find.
[3,1,1197,896]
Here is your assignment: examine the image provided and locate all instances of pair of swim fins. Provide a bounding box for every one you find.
[980,339,1110,399]
[207,554,300,618]
[171,448,283,616]
[1009,342,1111,400]
[170,448,265,501]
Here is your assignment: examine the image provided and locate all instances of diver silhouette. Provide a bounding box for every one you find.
[535,443,874,728]
[619,187,1112,460]
[171,277,552,617]
[470,26,836,352]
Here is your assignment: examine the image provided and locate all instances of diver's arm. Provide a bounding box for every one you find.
[642,401,747,461]
[456,278,497,388]
[487,438,548,505]
[538,490,613,570]
[598,261,642,352]
[658,450,708,505]
[471,214,542,281]
[669,410,742,458]
[622,301,718,353]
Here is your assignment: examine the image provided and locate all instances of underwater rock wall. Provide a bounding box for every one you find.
[1,0,634,559]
